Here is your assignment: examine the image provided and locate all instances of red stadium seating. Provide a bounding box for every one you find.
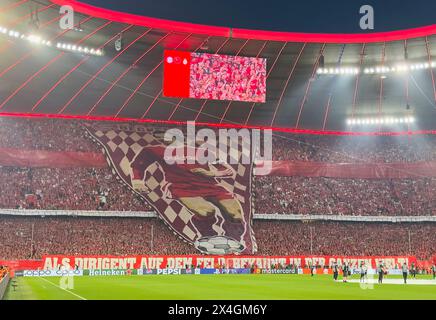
[0,217,434,260]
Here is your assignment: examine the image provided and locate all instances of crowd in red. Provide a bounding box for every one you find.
[0,118,435,161]
[190,53,266,103]
[272,134,436,162]
[0,167,152,211]
[254,176,436,216]
[0,118,97,152]
[3,166,434,216]
[0,118,434,261]
[0,217,434,260]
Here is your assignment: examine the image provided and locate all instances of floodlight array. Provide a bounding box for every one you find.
[317,67,360,75]
[346,116,416,126]
[0,25,103,56]
[56,42,103,56]
[317,61,436,76]
[0,26,52,47]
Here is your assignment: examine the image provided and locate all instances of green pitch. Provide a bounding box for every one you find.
[4,274,436,300]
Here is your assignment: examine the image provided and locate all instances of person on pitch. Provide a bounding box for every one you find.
[309,262,314,277]
[402,262,408,284]
[377,263,385,284]
[332,261,339,281]
[410,262,416,279]
[342,263,349,283]
[359,262,367,283]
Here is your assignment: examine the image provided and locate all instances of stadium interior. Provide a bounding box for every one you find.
[0,0,435,301]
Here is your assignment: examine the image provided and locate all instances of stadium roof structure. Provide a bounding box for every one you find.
[0,0,436,134]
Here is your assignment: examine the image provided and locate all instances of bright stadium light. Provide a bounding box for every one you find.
[0,24,101,56]
[316,67,360,75]
[27,34,42,44]
[347,116,416,126]
[319,61,435,76]
[0,25,53,48]
[54,42,103,56]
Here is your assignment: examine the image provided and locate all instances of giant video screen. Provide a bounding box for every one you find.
[163,50,267,103]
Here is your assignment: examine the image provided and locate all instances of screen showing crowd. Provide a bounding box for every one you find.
[163,50,267,103]
[190,53,266,103]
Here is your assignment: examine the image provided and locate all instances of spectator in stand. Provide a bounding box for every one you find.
[0,266,9,280]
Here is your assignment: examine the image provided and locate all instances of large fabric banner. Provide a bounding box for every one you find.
[85,123,256,254]
[2,147,436,179]
[257,160,436,179]
[41,255,416,270]
[0,148,106,168]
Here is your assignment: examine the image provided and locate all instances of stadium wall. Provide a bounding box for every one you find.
[0,274,9,300]
[1,210,435,222]
[0,255,418,272]
[40,255,416,270]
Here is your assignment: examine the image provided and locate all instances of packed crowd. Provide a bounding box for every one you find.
[1,117,436,162]
[2,166,435,216]
[0,167,152,211]
[190,53,266,103]
[254,176,436,216]
[0,118,97,152]
[0,217,434,260]
[255,220,435,259]
[272,134,436,163]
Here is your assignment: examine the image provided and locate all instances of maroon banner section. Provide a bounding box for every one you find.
[258,160,436,179]
[0,148,106,168]
[85,123,256,255]
[41,255,417,270]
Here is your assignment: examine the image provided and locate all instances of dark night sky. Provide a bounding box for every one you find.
[81,0,436,33]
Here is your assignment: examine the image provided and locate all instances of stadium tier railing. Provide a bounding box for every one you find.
[0,273,9,300]
[255,214,436,223]
[0,209,435,222]
[0,209,156,218]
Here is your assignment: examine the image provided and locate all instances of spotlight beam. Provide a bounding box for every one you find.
[120,33,200,119]
[295,44,326,129]
[425,37,436,104]
[0,16,92,79]
[270,42,306,126]
[0,0,29,14]
[352,44,366,120]
[87,31,175,116]
[31,21,116,112]
[245,40,280,125]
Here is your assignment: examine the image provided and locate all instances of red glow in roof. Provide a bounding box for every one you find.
[0,112,435,137]
[51,0,436,43]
